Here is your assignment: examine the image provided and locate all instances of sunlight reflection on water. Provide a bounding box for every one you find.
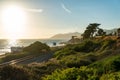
[7,39,18,48]
[0,39,19,54]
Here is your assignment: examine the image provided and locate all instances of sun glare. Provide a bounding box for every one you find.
[1,5,27,39]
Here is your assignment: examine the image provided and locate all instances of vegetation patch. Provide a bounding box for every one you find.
[0,41,51,63]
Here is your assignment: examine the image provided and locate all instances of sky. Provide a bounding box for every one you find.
[0,0,120,39]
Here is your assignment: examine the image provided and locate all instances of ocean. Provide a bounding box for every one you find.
[0,39,67,55]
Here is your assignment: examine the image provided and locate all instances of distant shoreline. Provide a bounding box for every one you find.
[0,39,66,55]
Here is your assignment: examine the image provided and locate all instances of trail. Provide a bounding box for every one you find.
[0,53,53,66]
[18,53,53,64]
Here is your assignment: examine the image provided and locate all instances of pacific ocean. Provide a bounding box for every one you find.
[0,39,67,55]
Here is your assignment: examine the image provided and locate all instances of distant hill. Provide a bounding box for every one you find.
[104,28,118,34]
[50,32,82,40]
[50,28,119,40]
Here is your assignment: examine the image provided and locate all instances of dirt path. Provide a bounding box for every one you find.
[0,56,34,66]
[17,53,53,64]
[0,53,54,66]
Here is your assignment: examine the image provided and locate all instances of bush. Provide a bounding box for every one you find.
[100,72,120,80]
[54,40,102,59]
[0,65,33,80]
[23,41,50,53]
[43,66,98,80]
[54,49,76,59]
[89,55,120,74]
[72,40,101,53]
[59,54,92,68]
[100,39,116,50]
[24,59,67,80]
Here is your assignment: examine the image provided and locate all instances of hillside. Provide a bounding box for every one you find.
[50,32,82,40]
[1,37,120,80]
[104,28,118,34]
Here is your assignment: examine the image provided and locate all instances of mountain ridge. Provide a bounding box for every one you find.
[50,32,82,40]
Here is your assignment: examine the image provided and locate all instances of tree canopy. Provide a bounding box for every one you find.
[83,23,106,39]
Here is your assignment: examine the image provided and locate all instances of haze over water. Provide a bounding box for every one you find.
[0,39,66,55]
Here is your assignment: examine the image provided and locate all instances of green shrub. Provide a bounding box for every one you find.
[100,72,120,80]
[25,60,67,80]
[54,40,102,59]
[43,66,99,80]
[23,41,50,53]
[90,55,120,74]
[72,40,101,53]
[59,54,92,68]
[54,49,76,59]
[100,39,116,50]
[0,65,33,80]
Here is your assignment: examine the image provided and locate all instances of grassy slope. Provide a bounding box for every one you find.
[43,38,120,80]
[1,38,120,80]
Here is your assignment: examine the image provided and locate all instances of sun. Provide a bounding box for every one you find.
[1,5,27,39]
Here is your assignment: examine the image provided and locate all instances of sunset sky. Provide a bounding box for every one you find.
[0,0,120,39]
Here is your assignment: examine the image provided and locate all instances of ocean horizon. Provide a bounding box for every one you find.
[0,39,67,55]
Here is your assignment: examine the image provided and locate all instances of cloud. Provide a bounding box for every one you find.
[61,3,72,14]
[26,9,43,13]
